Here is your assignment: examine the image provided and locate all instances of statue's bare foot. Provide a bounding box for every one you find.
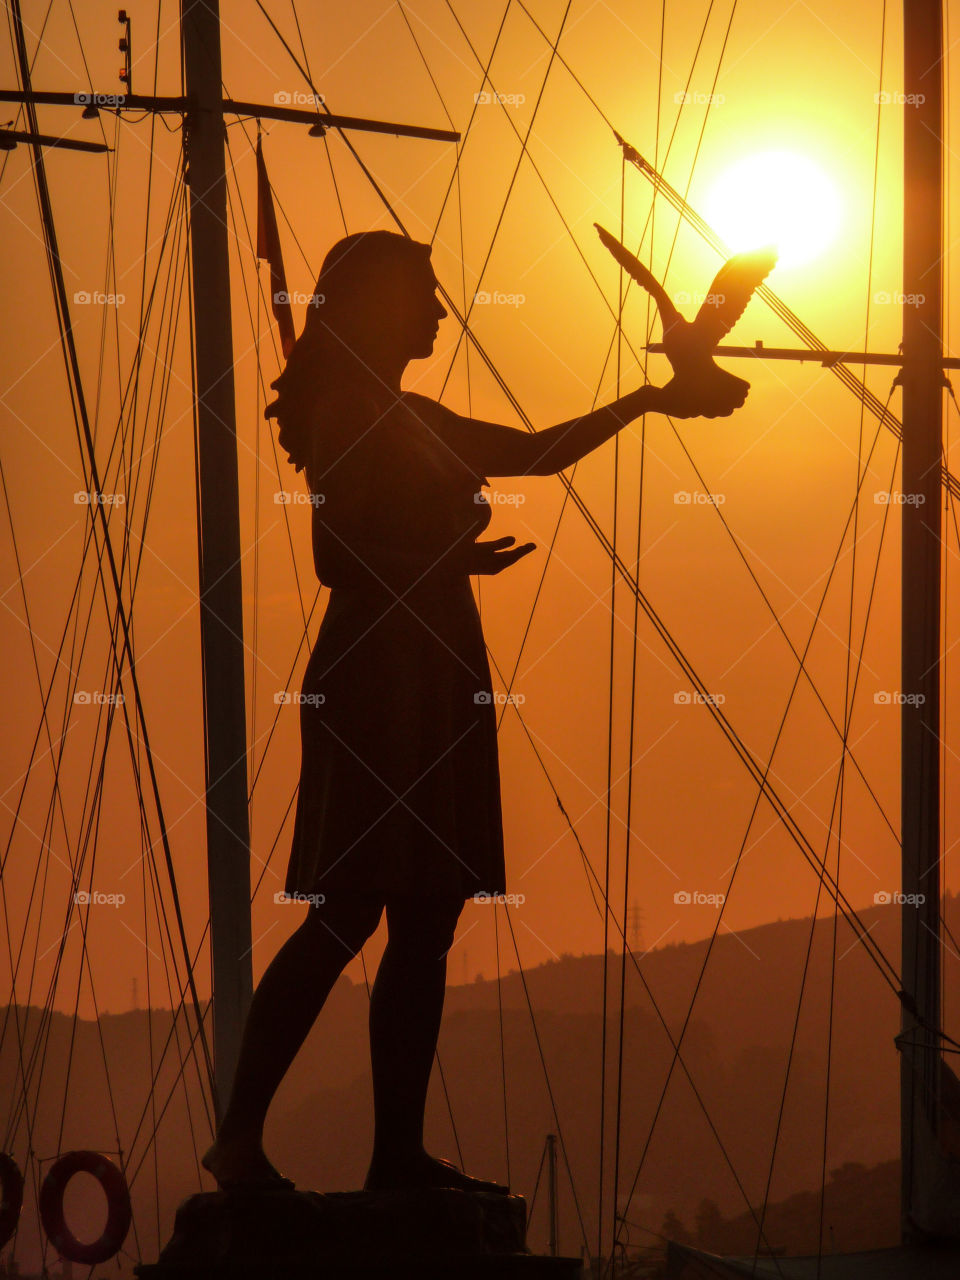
[364,1150,509,1195]
[201,1134,294,1191]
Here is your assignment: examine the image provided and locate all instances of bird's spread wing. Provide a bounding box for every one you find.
[594,223,681,329]
[692,247,777,347]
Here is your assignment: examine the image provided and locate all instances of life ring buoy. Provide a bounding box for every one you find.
[39,1149,131,1264]
[0,1152,23,1250]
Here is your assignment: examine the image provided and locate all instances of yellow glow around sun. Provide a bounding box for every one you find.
[704,150,842,268]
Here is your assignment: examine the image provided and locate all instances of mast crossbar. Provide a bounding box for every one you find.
[0,88,460,142]
[647,341,960,369]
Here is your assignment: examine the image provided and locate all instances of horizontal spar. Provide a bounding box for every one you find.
[0,127,110,153]
[0,90,460,142]
[647,340,960,369]
[224,99,460,143]
[0,89,187,111]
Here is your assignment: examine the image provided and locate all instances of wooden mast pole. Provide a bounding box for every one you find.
[181,0,253,1120]
[900,0,945,1242]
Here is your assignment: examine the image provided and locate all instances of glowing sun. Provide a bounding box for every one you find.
[704,149,842,268]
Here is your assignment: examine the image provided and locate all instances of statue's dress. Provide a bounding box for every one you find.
[285,390,505,903]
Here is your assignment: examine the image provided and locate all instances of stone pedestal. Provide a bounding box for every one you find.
[134,1185,583,1278]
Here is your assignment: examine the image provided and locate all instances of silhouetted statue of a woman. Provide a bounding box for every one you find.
[202,230,746,1194]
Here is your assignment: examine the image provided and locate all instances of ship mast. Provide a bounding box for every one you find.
[179,0,255,1119]
[899,0,949,1242]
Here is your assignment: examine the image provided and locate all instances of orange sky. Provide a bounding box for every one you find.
[4,0,960,1020]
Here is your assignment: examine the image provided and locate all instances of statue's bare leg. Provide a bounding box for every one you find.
[202,892,383,1188]
[364,891,507,1192]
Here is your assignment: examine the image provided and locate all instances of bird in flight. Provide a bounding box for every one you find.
[594,223,776,405]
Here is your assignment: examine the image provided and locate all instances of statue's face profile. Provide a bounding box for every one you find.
[306,236,448,382]
[353,254,447,367]
[404,264,448,361]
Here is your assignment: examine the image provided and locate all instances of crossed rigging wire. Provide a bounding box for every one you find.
[2,37,233,1280]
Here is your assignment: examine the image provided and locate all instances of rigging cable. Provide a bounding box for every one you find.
[598,139,625,1270]
[0,27,217,1259]
[612,3,667,1266]
[6,18,218,1134]
[816,10,888,1270]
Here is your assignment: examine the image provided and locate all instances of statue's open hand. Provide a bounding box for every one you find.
[653,374,749,420]
[462,536,536,575]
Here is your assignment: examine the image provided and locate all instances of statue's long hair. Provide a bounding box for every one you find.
[265,230,433,475]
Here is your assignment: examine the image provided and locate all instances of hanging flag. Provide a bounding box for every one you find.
[256,136,296,358]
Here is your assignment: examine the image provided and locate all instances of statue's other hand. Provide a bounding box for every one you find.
[462,536,536,576]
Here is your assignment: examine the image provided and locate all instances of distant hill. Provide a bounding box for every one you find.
[5,895,951,1274]
[662,1159,899,1256]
